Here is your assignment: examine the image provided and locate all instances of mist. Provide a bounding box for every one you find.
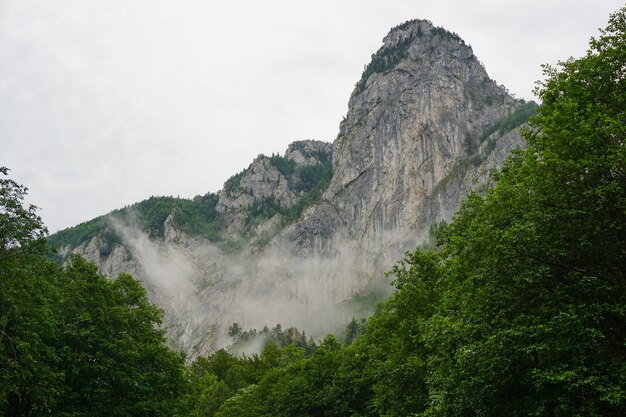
[109,216,396,358]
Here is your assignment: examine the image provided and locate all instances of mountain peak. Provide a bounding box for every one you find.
[353,19,474,99]
[382,19,432,46]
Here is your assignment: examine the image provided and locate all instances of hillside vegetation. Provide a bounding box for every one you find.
[48,150,333,254]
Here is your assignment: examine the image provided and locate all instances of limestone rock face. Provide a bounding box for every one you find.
[216,157,293,213]
[214,140,333,237]
[289,19,522,255]
[284,140,333,166]
[216,140,332,216]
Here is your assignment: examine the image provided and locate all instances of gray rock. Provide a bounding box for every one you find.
[290,19,523,253]
[284,140,333,165]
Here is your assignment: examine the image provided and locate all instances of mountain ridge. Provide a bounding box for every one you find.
[49,19,537,358]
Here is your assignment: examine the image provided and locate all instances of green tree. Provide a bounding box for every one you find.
[0,167,63,415]
[355,249,440,416]
[423,7,626,416]
[1,167,187,416]
[54,256,186,416]
[0,167,46,250]
[180,371,230,417]
[228,323,242,340]
[182,343,309,417]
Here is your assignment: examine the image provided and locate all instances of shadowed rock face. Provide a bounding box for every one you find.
[58,19,529,359]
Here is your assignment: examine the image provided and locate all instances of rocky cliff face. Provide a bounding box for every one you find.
[52,19,533,359]
[215,140,332,238]
[279,20,523,259]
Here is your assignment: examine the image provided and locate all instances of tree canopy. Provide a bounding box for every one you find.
[0,168,186,416]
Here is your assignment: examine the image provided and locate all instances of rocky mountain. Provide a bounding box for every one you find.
[49,19,536,359]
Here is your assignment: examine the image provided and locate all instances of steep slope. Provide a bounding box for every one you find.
[49,20,536,358]
[281,20,528,259]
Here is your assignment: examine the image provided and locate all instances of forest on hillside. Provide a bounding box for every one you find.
[1,7,625,417]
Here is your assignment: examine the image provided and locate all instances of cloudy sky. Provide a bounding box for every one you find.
[1,0,623,233]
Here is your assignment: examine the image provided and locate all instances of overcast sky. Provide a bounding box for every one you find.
[1,0,623,233]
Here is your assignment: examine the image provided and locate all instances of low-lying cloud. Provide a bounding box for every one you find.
[110,217,398,359]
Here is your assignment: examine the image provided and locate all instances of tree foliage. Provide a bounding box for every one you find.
[0,167,46,250]
[49,193,223,253]
[53,257,187,416]
[228,323,316,356]
[0,168,186,416]
[419,9,626,414]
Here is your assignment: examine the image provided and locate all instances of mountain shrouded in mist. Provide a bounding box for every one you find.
[49,19,537,358]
